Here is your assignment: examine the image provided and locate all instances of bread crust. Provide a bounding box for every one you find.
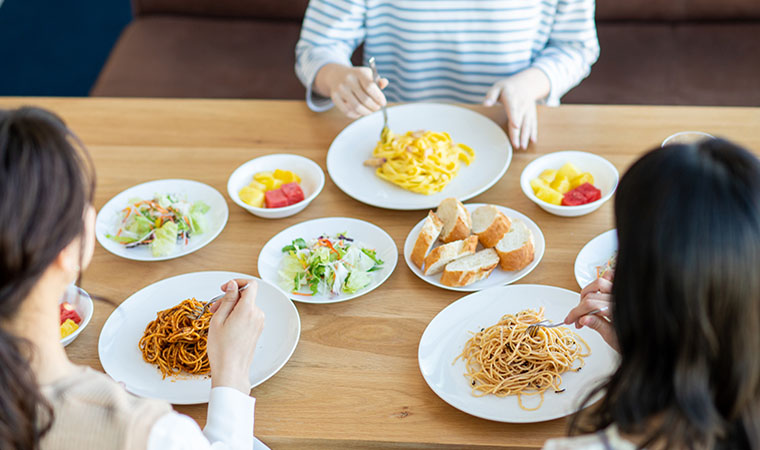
[411,211,443,268]
[438,199,472,243]
[423,235,478,276]
[440,249,499,287]
[475,209,511,248]
[497,236,535,271]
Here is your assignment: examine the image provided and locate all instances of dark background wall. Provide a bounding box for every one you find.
[0,0,131,96]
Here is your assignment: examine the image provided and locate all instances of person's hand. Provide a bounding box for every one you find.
[564,270,618,351]
[483,68,550,151]
[314,63,388,119]
[207,279,265,394]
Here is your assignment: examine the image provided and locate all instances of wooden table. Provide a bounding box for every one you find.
[2,98,758,449]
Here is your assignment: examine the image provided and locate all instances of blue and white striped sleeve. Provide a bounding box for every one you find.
[531,0,599,105]
[295,0,367,111]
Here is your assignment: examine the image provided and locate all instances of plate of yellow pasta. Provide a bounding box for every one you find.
[326,103,511,210]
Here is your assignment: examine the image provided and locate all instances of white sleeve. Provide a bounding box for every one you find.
[531,0,600,105]
[147,387,255,450]
[295,0,367,111]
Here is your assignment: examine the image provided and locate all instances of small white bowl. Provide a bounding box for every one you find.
[228,154,325,219]
[661,131,715,147]
[520,151,619,217]
[60,284,94,347]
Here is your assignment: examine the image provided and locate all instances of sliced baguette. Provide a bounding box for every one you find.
[440,248,499,287]
[436,197,472,243]
[411,211,444,268]
[471,205,511,248]
[423,235,478,276]
[495,219,535,271]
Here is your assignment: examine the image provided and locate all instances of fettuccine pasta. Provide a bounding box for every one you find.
[455,308,590,411]
[367,129,475,195]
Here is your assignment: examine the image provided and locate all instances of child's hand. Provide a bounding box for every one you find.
[315,63,388,119]
[207,279,266,394]
[564,273,618,351]
[484,68,550,151]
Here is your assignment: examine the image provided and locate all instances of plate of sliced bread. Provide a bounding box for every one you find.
[403,198,545,291]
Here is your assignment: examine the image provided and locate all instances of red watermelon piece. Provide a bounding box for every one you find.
[281,182,305,205]
[265,189,289,208]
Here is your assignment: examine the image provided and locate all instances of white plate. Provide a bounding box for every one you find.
[95,179,229,261]
[258,218,398,304]
[403,204,545,291]
[327,103,511,210]
[98,271,300,404]
[574,229,617,289]
[418,284,619,423]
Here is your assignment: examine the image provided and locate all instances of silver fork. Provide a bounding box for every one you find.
[367,57,389,139]
[193,283,250,319]
[526,306,609,336]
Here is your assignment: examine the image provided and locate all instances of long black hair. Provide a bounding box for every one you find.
[571,138,760,448]
[0,107,95,449]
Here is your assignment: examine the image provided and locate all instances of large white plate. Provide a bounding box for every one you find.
[326,103,512,210]
[403,204,545,291]
[574,229,617,289]
[98,271,300,405]
[419,284,619,423]
[258,218,398,304]
[95,179,229,261]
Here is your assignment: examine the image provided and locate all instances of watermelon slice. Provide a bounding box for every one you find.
[265,189,289,208]
[281,182,305,205]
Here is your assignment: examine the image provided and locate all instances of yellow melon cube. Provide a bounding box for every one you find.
[238,186,265,208]
[61,319,79,338]
[535,186,564,205]
[530,178,550,194]
[248,180,267,191]
[538,169,558,184]
[550,176,571,194]
[273,169,300,184]
[557,162,581,181]
[570,172,594,189]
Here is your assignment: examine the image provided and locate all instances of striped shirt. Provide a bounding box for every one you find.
[295,0,600,111]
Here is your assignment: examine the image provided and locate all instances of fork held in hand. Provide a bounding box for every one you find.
[193,283,250,319]
[526,306,609,336]
[367,57,389,139]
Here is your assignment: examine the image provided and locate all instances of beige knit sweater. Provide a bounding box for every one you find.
[40,366,172,450]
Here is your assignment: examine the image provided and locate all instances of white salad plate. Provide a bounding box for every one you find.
[403,204,545,292]
[95,179,229,262]
[574,229,617,289]
[418,284,619,423]
[257,217,398,304]
[98,271,300,405]
[326,103,512,210]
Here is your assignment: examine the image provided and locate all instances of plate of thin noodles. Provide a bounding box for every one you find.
[575,229,617,289]
[327,103,512,210]
[98,271,300,404]
[418,284,619,422]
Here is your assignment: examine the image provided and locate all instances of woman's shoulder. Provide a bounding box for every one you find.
[543,426,639,450]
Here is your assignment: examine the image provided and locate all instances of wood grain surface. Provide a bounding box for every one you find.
[1,98,758,449]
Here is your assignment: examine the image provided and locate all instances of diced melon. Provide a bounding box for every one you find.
[538,169,557,184]
[273,169,300,184]
[238,186,265,208]
[253,171,274,182]
[248,179,267,191]
[550,176,571,194]
[530,178,550,193]
[557,162,581,181]
[570,172,594,189]
[535,186,564,205]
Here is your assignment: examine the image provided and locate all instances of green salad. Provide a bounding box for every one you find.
[278,234,384,297]
[106,194,209,257]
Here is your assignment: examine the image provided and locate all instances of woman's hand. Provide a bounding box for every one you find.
[207,279,265,394]
[484,68,550,151]
[314,63,388,119]
[564,271,618,351]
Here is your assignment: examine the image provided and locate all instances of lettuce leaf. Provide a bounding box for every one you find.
[151,221,178,257]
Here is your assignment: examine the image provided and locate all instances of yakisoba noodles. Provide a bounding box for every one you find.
[368,129,475,195]
[455,308,590,411]
[139,298,211,379]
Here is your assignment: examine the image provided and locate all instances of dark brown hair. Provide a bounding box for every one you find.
[571,139,760,449]
[0,107,95,449]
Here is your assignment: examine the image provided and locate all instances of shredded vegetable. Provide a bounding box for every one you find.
[106,194,209,257]
[278,234,384,296]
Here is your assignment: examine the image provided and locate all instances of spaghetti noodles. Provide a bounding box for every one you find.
[139,298,211,379]
[368,129,475,195]
[455,308,590,411]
